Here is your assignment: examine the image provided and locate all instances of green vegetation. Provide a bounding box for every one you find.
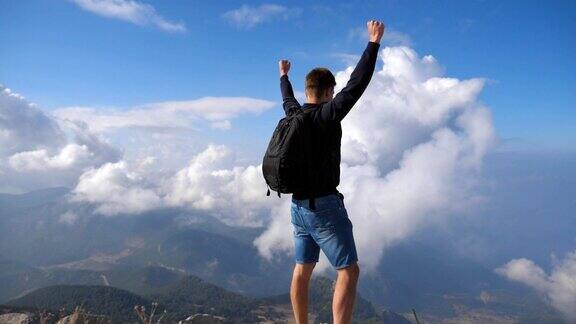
[6,285,151,322]
[150,275,258,322]
[3,274,405,323]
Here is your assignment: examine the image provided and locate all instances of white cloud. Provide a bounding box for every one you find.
[164,144,235,210]
[54,97,275,133]
[252,199,293,259]
[70,0,186,32]
[496,251,576,321]
[0,85,273,196]
[53,97,275,170]
[9,144,93,171]
[254,45,495,271]
[0,86,65,157]
[71,160,162,216]
[69,143,274,225]
[164,144,273,226]
[0,86,120,193]
[222,4,301,29]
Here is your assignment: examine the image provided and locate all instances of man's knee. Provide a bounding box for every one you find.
[336,262,360,280]
[293,262,316,280]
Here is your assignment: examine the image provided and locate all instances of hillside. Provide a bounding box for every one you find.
[150,275,257,322]
[3,274,410,323]
[5,285,151,323]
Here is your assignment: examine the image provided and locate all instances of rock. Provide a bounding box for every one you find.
[57,311,111,324]
[178,313,226,324]
[0,313,33,324]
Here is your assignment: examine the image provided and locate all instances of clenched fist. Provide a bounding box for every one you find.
[367,20,385,44]
[279,59,291,77]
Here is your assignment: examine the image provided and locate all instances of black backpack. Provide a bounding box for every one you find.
[262,108,317,201]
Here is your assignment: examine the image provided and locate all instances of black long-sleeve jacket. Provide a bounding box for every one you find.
[280,41,380,200]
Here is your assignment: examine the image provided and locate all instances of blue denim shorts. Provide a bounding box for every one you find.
[291,193,358,269]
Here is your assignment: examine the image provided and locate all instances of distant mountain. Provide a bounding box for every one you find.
[0,254,33,277]
[0,188,293,298]
[0,187,128,266]
[120,227,293,296]
[0,259,105,303]
[0,187,69,209]
[5,285,151,323]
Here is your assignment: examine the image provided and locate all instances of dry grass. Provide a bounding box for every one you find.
[55,306,112,324]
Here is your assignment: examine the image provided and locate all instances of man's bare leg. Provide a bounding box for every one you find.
[290,263,316,324]
[333,262,360,324]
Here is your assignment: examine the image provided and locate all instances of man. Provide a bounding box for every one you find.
[278,20,385,324]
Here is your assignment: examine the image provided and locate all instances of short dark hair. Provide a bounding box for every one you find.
[305,68,336,99]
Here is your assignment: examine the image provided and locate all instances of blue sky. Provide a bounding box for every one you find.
[1,0,575,151]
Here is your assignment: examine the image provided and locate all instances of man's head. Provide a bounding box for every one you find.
[305,68,336,104]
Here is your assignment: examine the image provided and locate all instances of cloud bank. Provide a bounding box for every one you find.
[70,0,186,32]
[496,251,576,321]
[0,86,120,193]
[0,87,65,156]
[0,85,273,195]
[65,143,274,226]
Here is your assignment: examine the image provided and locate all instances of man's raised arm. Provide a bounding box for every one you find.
[279,59,301,116]
[318,20,384,124]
